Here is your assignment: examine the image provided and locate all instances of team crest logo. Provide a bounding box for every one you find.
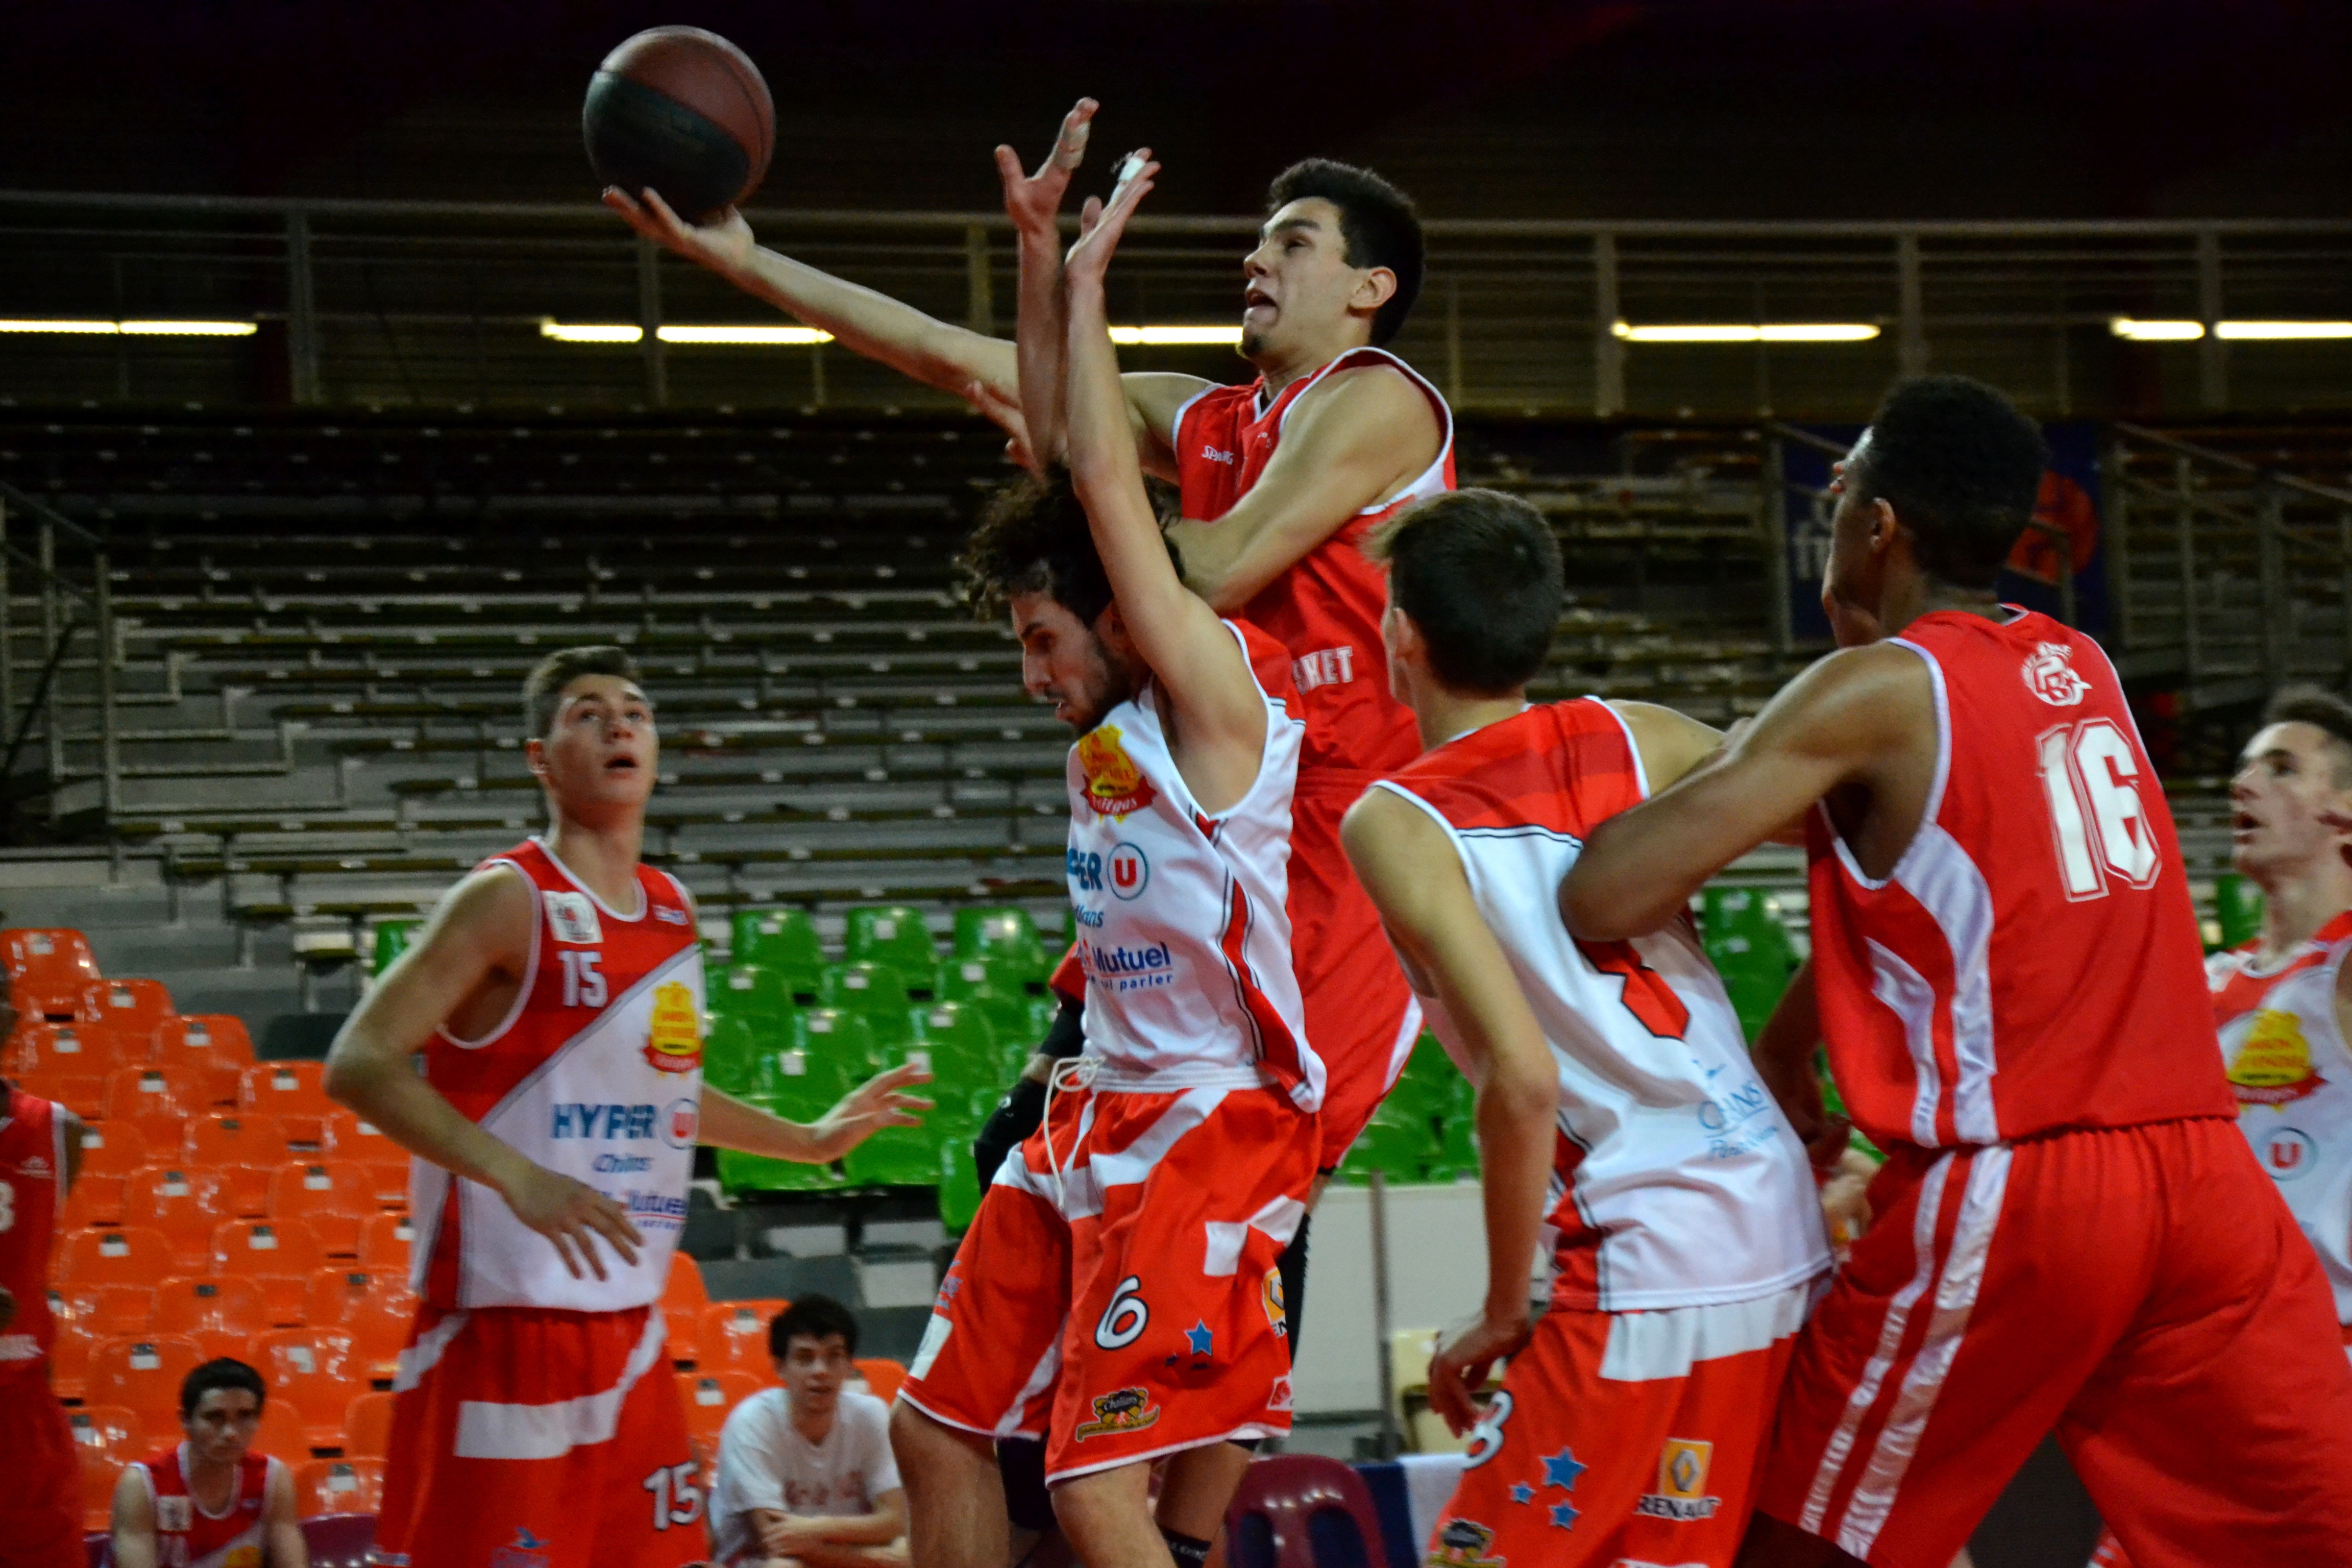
[2021,642,2091,706]
[490,1528,553,1568]
[642,981,703,1074]
[1425,1518,1507,1568]
[1634,1438,1721,1521]
[2228,1011,2325,1108]
[1076,726,1157,820]
[544,891,602,945]
[1261,1265,1288,1339]
[1072,1386,1162,1441]
[1267,1373,1294,1413]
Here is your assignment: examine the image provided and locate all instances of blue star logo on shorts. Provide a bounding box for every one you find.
[1549,1501,1580,1531]
[1541,1448,1587,1490]
[1185,1319,1215,1357]
[1509,1483,1534,1505]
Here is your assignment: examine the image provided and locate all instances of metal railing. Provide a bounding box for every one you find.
[4,191,2351,417]
[0,481,118,832]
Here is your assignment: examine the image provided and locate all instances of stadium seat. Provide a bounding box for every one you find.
[254,1328,363,1451]
[730,906,822,988]
[818,963,914,1048]
[151,1276,272,1361]
[22,1070,105,1119]
[60,1169,126,1230]
[99,1064,202,1149]
[239,1062,335,1143]
[372,918,420,975]
[211,1217,329,1325]
[79,978,176,1036]
[663,1254,710,1314]
[710,962,796,1024]
[295,1458,385,1516]
[54,1281,156,1340]
[933,955,1033,1046]
[911,1001,997,1098]
[268,1161,375,1256]
[255,1393,317,1466]
[854,1357,908,1403]
[320,1109,397,1162]
[47,1315,94,1401]
[842,1073,944,1190]
[953,906,1050,981]
[1224,1455,1389,1568]
[4,927,101,1021]
[362,1160,409,1210]
[343,1390,396,1459]
[303,1267,416,1383]
[938,1138,983,1234]
[68,1403,143,1532]
[701,1012,771,1097]
[84,1334,207,1436]
[125,1166,244,1271]
[184,1112,293,1170]
[676,1368,766,1441]
[357,1212,415,1272]
[56,1224,176,1288]
[9,1020,128,1081]
[72,1118,150,1178]
[757,1010,867,1115]
[844,905,940,976]
[695,1300,789,1380]
[152,1012,257,1067]
[2216,872,2265,949]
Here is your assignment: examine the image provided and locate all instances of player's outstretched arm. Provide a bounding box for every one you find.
[1063,154,1268,805]
[109,1464,160,1568]
[1342,789,1557,1435]
[697,1063,932,1166]
[1561,642,1929,942]
[1163,363,1443,611]
[323,867,644,1282]
[996,99,1095,471]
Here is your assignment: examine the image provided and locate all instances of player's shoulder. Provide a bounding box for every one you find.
[719,1383,788,1441]
[840,1388,894,1431]
[1292,352,1440,427]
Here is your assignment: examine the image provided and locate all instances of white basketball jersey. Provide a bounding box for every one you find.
[1066,620,1320,1109]
[1372,700,1831,1311]
[2215,913,2352,1321]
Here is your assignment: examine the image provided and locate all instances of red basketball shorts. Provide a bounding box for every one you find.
[898,1077,1317,1482]
[371,1302,703,1568]
[1290,783,1420,1167]
[1756,1117,2352,1568]
[1424,1281,1810,1568]
[0,1373,83,1568]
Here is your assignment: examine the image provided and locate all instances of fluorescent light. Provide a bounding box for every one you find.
[1108,325,1244,346]
[656,325,833,345]
[0,320,121,334]
[2214,321,2352,341]
[1611,322,1880,344]
[540,320,643,344]
[119,321,257,337]
[2111,318,2204,341]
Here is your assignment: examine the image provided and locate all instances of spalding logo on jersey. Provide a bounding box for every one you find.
[544,892,603,945]
[1076,726,1157,820]
[2228,1010,2325,1108]
[642,981,703,1074]
[2022,641,2092,706]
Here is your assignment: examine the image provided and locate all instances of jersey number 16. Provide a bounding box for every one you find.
[2037,719,2160,900]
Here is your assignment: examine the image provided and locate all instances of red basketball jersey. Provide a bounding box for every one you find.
[1172,346,1451,785]
[133,1442,279,1566]
[0,1085,66,1383]
[1807,609,2235,1150]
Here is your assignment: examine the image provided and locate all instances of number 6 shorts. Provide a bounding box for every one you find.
[898,1079,1318,1483]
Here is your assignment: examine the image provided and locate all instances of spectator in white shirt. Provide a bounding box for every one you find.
[710,1294,910,1568]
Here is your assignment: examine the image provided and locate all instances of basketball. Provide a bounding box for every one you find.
[582,26,774,224]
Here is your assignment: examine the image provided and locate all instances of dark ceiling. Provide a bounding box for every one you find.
[4,1,2348,219]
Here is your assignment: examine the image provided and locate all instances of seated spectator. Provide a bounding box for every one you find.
[111,1357,307,1568]
[710,1295,909,1568]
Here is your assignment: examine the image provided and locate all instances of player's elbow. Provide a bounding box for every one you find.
[1557,864,1635,942]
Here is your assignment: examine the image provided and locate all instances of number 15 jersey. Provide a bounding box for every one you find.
[1807,609,2234,1153]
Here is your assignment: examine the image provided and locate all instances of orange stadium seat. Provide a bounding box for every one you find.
[254,1328,362,1451]
[302,1266,417,1383]
[210,1217,327,1325]
[67,1404,143,1532]
[695,1300,789,1380]
[79,977,175,1035]
[54,1282,156,1341]
[854,1357,908,1403]
[85,1334,206,1436]
[56,1225,176,1289]
[342,1390,397,1459]
[151,1276,272,1361]
[267,1160,374,1257]
[362,1160,409,1209]
[47,1317,93,1401]
[356,1213,415,1273]
[663,1254,710,1313]
[254,1392,316,1465]
[239,1062,334,1143]
[2,926,100,984]
[60,1170,126,1230]
[152,1013,256,1067]
[27,1072,106,1119]
[98,1065,200,1150]
[184,1111,292,1169]
[294,1458,384,1517]
[9,1020,128,1081]
[72,1118,150,1178]
[124,1165,242,1271]
[320,1109,396,1160]
[676,1369,767,1442]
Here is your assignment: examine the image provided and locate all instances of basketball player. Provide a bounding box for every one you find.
[611,101,1441,1176]
[892,156,1319,1568]
[109,1357,308,1568]
[1341,489,1832,1568]
[2085,683,2352,1568]
[0,1061,83,1568]
[1559,375,2352,1567]
[325,646,930,1568]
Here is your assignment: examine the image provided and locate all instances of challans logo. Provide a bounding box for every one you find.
[642,981,704,1074]
[2228,1010,2325,1108]
[1633,1438,1721,1521]
[1076,726,1157,820]
[1073,1386,1162,1441]
[1424,1518,1507,1568]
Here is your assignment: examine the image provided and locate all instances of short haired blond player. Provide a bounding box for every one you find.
[326,646,930,1568]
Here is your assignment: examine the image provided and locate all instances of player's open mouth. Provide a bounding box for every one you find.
[1243,286,1276,315]
[606,756,639,773]
[2233,810,2258,835]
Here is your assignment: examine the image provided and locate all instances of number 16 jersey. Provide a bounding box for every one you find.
[1806,609,2234,1152]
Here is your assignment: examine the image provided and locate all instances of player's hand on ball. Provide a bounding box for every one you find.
[1428,1309,1535,1437]
[603,185,757,276]
[806,1060,935,1162]
[1064,150,1158,287]
[996,97,1098,239]
[498,1159,644,1281]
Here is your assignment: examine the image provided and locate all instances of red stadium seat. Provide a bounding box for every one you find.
[1223,1455,1392,1568]
[59,1170,126,1230]
[84,1334,206,1436]
[183,1112,292,1170]
[210,1217,328,1325]
[302,1266,418,1383]
[854,1357,908,1403]
[152,1013,257,1067]
[294,1457,384,1517]
[79,977,175,1035]
[356,1212,415,1273]
[254,1328,362,1452]
[124,1165,242,1271]
[71,1118,149,1178]
[46,1316,93,1401]
[320,1110,397,1161]
[267,1160,374,1257]
[695,1299,789,1380]
[663,1254,710,1314]
[67,1404,143,1533]
[239,1062,333,1144]
[55,1225,176,1289]
[53,1282,156,1341]
[676,1368,767,1442]
[150,1276,273,1361]
[25,1072,105,1119]
[342,1390,396,1459]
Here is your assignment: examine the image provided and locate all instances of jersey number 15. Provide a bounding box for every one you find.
[2037,718,2160,900]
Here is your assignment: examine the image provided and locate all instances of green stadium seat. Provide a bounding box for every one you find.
[934,955,1033,1044]
[370,921,419,976]
[1336,1102,1439,1185]
[2215,873,2264,950]
[709,963,796,1024]
[910,1002,998,1100]
[717,1012,871,1197]
[818,963,916,1055]
[938,1139,984,1234]
[701,1013,782,1098]
[843,906,940,980]
[730,908,823,990]
[953,906,1050,982]
[1701,887,1800,1042]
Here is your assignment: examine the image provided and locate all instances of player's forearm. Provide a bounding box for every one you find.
[726,244,1018,403]
[791,1543,908,1568]
[696,1086,824,1161]
[798,1512,907,1547]
[323,1035,536,1195]
[109,1534,159,1568]
[1751,958,1820,1077]
[1010,226,1069,467]
[1064,277,1187,632]
[1466,1031,1557,1327]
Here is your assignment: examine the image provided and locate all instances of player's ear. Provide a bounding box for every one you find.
[1352,266,1398,316]
[524,737,548,778]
